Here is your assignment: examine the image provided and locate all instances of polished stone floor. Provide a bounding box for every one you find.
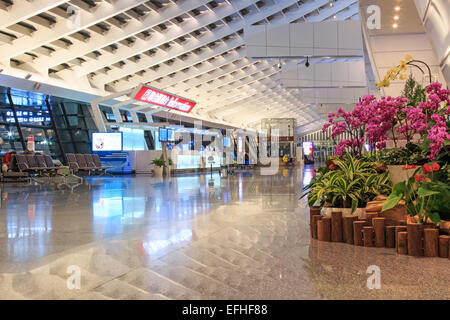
[0,167,449,300]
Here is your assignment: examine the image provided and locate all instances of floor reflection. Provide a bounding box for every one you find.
[0,167,447,299]
[0,169,303,267]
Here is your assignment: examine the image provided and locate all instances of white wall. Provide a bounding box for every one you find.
[281,60,367,88]
[244,20,364,58]
[414,0,450,85]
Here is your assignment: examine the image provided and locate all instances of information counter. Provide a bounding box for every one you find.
[128,150,223,174]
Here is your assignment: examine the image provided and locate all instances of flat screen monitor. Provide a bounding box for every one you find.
[223,137,231,147]
[159,128,168,142]
[92,132,123,152]
[167,129,174,142]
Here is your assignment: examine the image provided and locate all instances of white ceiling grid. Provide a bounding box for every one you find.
[0,0,359,131]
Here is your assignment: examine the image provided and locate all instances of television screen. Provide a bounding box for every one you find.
[159,128,168,142]
[92,132,123,152]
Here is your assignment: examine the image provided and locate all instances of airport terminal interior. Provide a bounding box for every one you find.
[0,0,449,300]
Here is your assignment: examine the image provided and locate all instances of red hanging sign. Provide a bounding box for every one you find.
[133,85,196,113]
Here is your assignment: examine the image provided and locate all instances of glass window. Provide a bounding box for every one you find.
[137,112,147,123]
[76,143,91,154]
[60,142,75,154]
[73,129,89,142]
[58,129,72,143]
[20,127,61,157]
[0,125,24,155]
[120,109,133,122]
[100,106,116,122]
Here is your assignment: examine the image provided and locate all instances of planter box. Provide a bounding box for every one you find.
[387,165,414,185]
[408,215,450,234]
[153,166,163,177]
[440,220,450,234]
[321,207,366,219]
[366,199,407,225]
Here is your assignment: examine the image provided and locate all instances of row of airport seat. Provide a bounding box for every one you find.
[14,153,111,177]
[15,154,61,176]
[67,153,112,176]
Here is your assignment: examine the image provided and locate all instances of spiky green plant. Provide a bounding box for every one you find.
[301,154,392,213]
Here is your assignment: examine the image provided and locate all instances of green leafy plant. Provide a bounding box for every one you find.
[402,75,426,108]
[151,157,172,167]
[301,154,392,213]
[380,143,428,165]
[382,162,450,224]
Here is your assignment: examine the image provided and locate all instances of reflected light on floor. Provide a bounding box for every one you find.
[140,229,193,255]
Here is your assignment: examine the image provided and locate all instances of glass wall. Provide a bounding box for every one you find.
[0,86,99,163]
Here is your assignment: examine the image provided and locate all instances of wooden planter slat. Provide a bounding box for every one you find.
[312,215,322,240]
[317,217,331,241]
[353,221,366,246]
[397,231,408,255]
[309,207,321,238]
[363,226,374,247]
[439,235,449,258]
[373,217,386,248]
[395,226,407,249]
[331,211,343,242]
[366,212,379,225]
[407,223,424,257]
[424,228,439,257]
[343,215,358,244]
[385,226,396,248]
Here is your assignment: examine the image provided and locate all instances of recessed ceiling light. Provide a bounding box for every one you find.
[395,6,400,11]
[394,15,399,20]
[329,2,333,6]
[393,23,398,28]
[333,15,337,19]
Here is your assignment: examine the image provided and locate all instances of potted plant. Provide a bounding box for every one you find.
[375,58,449,183]
[151,157,173,177]
[382,162,450,228]
[302,154,392,217]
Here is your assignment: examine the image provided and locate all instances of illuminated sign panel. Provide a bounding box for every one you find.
[133,85,196,113]
[92,132,123,152]
[302,141,314,156]
[6,111,51,124]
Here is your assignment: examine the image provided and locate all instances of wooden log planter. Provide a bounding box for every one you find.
[311,215,322,240]
[343,215,358,244]
[353,220,366,246]
[363,226,374,247]
[366,212,379,225]
[397,232,408,255]
[395,226,407,249]
[407,223,423,257]
[385,226,396,248]
[439,235,449,258]
[309,206,321,238]
[317,217,331,242]
[373,217,386,248]
[424,228,439,257]
[309,206,450,261]
[331,211,343,242]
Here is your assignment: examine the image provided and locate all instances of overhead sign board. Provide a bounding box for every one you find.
[132,84,196,113]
